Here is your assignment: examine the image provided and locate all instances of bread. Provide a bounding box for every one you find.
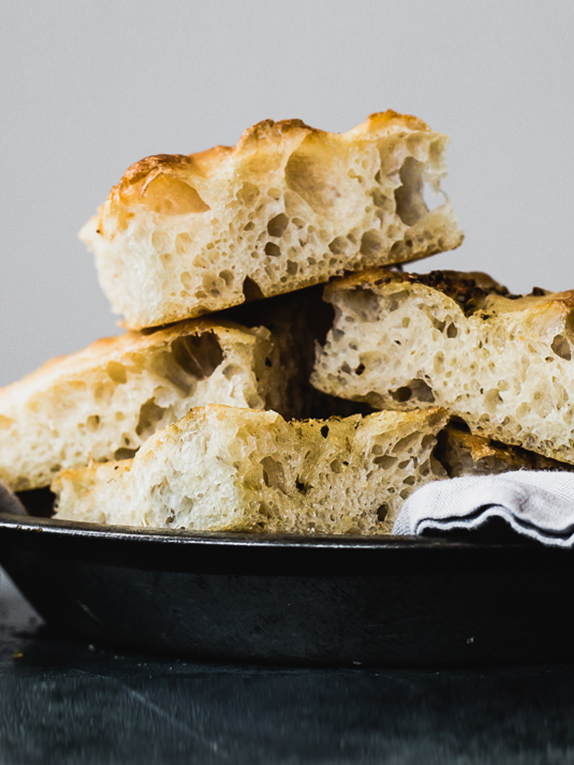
[82,111,463,330]
[0,320,286,491]
[437,426,573,477]
[312,268,574,463]
[52,401,572,535]
[53,404,451,534]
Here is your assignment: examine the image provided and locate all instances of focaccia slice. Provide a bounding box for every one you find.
[0,320,285,490]
[312,268,574,464]
[53,405,450,534]
[83,111,463,329]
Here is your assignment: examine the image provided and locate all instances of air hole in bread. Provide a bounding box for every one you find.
[446,322,458,338]
[421,434,436,449]
[175,232,192,254]
[390,385,412,403]
[345,287,381,321]
[484,388,503,414]
[113,447,138,460]
[423,177,446,212]
[432,318,446,332]
[220,269,234,286]
[285,138,342,214]
[267,213,289,237]
[242,276,264,302]
[330,458,343,474]
[236,182,260,205]
[136,176,210,215]
[370,188,390,210]
[86,415,100,432]
[373,455,397,468]
[394,433,419,452]
[260,456,285,491]
[390,378,435,404]
[295,476,310,494]
[394,157,428,226]
[264,242,281,258]
[328,237,347,256]
[376,503,390,522]
[551,334,571,360]
[135,399,166,438]
[106,362,127,385]
[360,230,383,257]
[171,333,224,381]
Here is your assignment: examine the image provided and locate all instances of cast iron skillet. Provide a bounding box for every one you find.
[0,489,572,666]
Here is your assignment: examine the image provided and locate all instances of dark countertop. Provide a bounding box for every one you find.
[2,568,574,765]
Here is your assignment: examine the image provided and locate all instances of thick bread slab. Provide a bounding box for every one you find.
[53,405,450,534]
[312,268,574,463]
[0,321,285,490]
[82,111,463,329]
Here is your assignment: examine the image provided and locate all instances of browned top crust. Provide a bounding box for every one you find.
[0,318,259,401]
[326,267,574,324]
[106,111,433,218]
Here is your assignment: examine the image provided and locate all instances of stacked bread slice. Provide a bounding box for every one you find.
[312,269,574,465]
[0,320,288,490]
[3,111,566,534]
[82,111,463,329]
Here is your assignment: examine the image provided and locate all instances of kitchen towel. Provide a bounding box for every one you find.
[392,470,574,546]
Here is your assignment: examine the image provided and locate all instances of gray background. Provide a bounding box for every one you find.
[1,0,572,387]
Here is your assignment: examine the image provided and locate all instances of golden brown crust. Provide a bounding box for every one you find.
[103,111,434,231]
[326,267,574,328]
[0,317,257,399]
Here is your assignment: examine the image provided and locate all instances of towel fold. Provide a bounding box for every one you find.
[392,471,574,546]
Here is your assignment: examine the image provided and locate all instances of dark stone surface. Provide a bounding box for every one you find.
[2,569,574,764]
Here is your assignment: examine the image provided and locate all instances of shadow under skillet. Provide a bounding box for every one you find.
[2,571,574,765]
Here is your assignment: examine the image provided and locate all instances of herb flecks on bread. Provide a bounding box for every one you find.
[53,405,450,534]
[82,111,463,330]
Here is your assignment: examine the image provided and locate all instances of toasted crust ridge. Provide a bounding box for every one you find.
[112,111,433,200]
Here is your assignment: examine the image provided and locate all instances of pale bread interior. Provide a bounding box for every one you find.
[53,405,450,535]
